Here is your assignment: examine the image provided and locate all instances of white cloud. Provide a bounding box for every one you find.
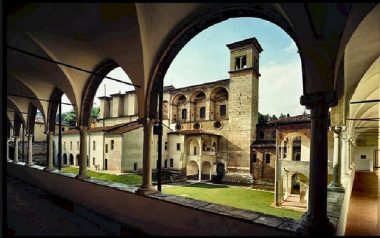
[283,41,298,53]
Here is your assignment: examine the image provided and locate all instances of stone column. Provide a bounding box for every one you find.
[198,165,202,182]
[13,136,20,164]
[297,91,336,236]
[26,134,34,166]
[187,102,191,122]
[7,138,12,162]
[136,118,157,195]
[45,131,55,171]
[328,126,344,192]
[76,126,90,179]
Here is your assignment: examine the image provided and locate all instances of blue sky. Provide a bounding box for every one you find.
[62,17,306,116]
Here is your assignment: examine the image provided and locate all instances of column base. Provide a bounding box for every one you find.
[7,158,13,162]
[44,166,56,172]
[296,213,335,236]
[25,162,35,167]
[75,173,90,180]
[12,160,20,164]
[136,186,158,196]
[328,182,345,192]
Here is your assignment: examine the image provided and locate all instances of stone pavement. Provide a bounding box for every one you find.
[6,175,110,236]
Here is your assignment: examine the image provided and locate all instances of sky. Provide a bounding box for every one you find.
[62,17,306,116]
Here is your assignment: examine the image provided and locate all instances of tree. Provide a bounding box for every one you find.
[270,114,278,121]
[287,113,290,117]
[258,113,270,125]
[91,106,100,120]
[62,110,76,125]
[279,113,286,119]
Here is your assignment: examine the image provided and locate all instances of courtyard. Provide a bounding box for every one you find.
[61,167,304,220]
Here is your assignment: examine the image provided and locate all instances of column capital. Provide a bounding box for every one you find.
[79,125,88,131]
[138,117,156,126]
[300,91,337,109]
[329,125,346,134]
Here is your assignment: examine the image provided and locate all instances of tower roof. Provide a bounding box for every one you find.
[226,37,263,53]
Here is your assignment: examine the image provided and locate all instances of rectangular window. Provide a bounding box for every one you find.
[93,157,95,165]
[181,109,187,119]
[176,143,181,151]
[361,155,366,159]
[165,142,168,150]
[70,141,72,150]
[220,105,226,117]
[200,107,206,119]
[77,141,79,150]
[164,160,168,168]
[265,154,271,164]
[111,140,114,150]
[170,158,174,168]
[133,162,138,171]
[93,141,96,150]
[105,144,108,153]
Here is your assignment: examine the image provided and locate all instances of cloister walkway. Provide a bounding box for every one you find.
[345,169,380,236]
[6,175,140,236]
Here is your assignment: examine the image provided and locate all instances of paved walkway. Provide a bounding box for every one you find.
[280,194,307,212]
[345,169,380,236]
[6,175,110,236]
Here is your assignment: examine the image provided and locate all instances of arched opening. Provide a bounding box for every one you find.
[186,160,199,180]
[69,154,74,165]
[202,139,212,152]
[210,87,228,120]
[292,136,301,161]
[190,91,206,121]
[171,94,187,123]
[187,138,200,156]
[201,161,212,180]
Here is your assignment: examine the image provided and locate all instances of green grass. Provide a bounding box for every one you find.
[61,167,142,186]
[163,183,304,220]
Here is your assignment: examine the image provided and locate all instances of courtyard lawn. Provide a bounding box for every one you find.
[163,183,304,220]
[61,167,142,186]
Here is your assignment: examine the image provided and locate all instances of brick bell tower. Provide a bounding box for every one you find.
[226,37,263,176]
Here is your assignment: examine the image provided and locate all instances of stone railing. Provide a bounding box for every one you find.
[7,162,298,236]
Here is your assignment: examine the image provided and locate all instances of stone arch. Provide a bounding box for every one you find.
[290,172,309,205]
[79,59,119,127]
[201,161,212,180]
[189,90,206,121]
[171,93,188,123]
[146,3,304,119]
[27,103,37,135]
[62,153,67,165]
[210,87,229,120]
[187,138,200,156]
[69,154,74,165]
[47,88,64,132]
[186,160,199,180]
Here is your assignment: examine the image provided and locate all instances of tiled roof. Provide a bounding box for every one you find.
[105,121,142,134]
[251,140,276,148]
[62,121,140,135]
[267,114,311,125]
[168,129,219,136]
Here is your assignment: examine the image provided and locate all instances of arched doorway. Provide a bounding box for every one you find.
[186,160,199,180]
[188,138,200,156]
[68,154,73,165]
[63,153,68,165]
[76,154,80,166]
[201,161,212,180]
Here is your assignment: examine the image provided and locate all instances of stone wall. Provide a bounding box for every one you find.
[9,141,47,165]
[222,173,254,185]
